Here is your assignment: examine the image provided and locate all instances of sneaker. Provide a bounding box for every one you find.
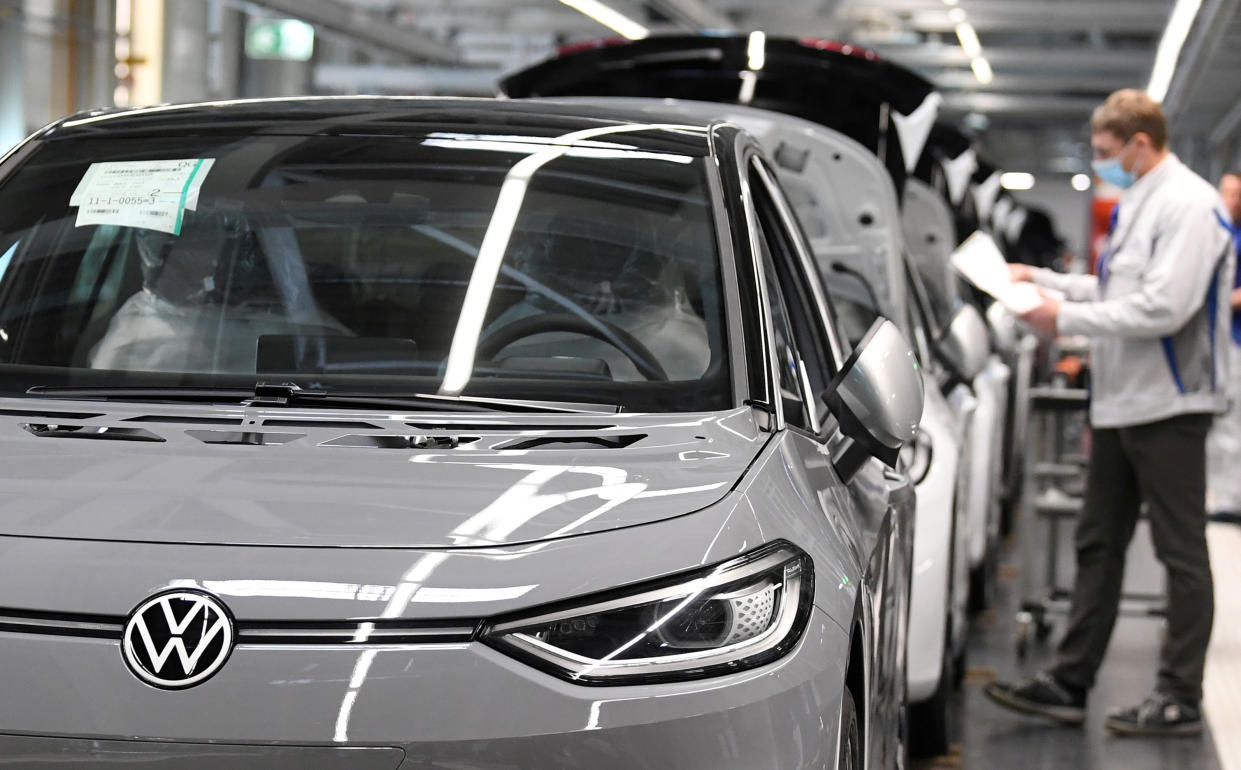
[983,671,1086,725]
[1104,692,1202,737]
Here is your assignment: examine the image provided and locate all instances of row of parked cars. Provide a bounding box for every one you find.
[0,32,1043,770]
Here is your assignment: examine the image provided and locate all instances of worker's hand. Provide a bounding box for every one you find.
[1019,294,1061,338]
[1008,263,1034,282]
[1231,285,1241,311]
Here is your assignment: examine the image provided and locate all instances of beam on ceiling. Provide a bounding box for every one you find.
[901,7,1166,34]
[243,0,460,62]
[314,63,499,94]
[873,43,1152,71]
[835,0,1168,12]
[645,0,732,30]
[927,70,1134,94]
[942,92,1103,116]
[1160,0,1240,118]
[1208,93,1241,147]
[837,2,1167,34]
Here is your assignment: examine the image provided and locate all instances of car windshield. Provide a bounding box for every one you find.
[0,129,729,412]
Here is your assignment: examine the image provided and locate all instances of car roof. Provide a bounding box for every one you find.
[39,96,718,157]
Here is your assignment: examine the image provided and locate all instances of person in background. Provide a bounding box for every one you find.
[1208,171,1241,523]
[983,89,1233,737]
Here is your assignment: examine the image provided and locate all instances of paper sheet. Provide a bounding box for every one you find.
[992,281,1046,315]
[71,158,215,235]
[950,230,1058,314]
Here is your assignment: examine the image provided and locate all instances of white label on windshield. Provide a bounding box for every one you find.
[71,158,215,235]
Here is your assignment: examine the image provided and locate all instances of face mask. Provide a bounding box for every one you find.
[1092,140,1138,189]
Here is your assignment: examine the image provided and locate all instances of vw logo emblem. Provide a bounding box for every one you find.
[121,590,235,689]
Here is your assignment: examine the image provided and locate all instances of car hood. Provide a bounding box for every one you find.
[0,399,765,548]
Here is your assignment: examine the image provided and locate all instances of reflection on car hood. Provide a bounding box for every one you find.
[0,399,764,548]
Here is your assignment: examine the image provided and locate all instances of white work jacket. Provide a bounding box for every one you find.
[1031,154,1234,429]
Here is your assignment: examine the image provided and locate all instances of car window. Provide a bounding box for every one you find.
[747,161,833,431]
[0,132,731,412]
[827,279,881,351]
[902,258,936,367]
[912,258,957,332]
[757,243,811,430]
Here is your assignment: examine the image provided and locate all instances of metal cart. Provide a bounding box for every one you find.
[1014,384,1167,659]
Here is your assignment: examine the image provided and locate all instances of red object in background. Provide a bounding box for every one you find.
[796,38,881,60]
[1089,194,1119,275]
[556,38,629,56]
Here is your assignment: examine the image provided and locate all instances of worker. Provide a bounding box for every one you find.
[1208,171,1241,523]
[984,89,1233,737]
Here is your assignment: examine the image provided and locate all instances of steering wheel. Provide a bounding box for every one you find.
[477,313,669,381]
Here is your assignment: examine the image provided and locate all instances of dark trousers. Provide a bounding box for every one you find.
[1050,413,1215,703]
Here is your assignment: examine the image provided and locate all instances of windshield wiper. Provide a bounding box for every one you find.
[248,382,618,414]
[25,382,619,414]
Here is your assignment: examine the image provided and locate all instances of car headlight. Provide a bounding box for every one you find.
[481,542,814,686]
[899,428,933,485]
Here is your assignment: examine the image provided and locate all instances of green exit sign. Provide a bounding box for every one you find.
[245,19,315,61]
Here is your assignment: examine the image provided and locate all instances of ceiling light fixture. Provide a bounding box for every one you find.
[970,56,993,85]
[738,70,758,104]
[557,0,650,41]
[1071,173,1092,191]
[946,7,994,90]
[955,21,982,59]
[747,30,767,71]
[1147,0,1204,102]
[1000,172,1035,190]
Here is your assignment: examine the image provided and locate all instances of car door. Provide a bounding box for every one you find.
[904,255,973,653]
[743,151,914,770]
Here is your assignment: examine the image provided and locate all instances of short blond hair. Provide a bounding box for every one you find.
[1091,89,1168,150]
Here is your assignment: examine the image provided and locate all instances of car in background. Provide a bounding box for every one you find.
[498,33,941,206]
[0,97,924,769]
[901,176,1012,610]
[914,126,1040,536]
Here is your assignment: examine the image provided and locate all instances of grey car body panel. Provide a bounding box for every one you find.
[0,418,867,624]
[0,400,762,548]
[0,613,844,770]
[0,737,406,769]
[0,433,854,747]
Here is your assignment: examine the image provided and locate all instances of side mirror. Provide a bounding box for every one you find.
[936,304,989,384]
[985,301,1019,354]
[825,318,925,482]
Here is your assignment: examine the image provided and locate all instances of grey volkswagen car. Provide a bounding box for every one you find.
[0,98,923,769]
